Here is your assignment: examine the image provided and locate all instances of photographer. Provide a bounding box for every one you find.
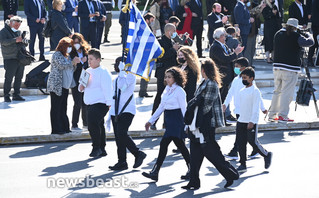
[268,18,314,122]
[0,16,28,102]
[169,16,193,46]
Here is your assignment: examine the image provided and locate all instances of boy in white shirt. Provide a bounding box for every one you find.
[236,67,272,173]
[79,48,113,157]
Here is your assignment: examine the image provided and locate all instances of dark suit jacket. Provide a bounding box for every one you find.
[209,40,237,85]
[96,0,106,27]
[188,0,203,30]
[78,0,99,28]
[233,1,251,35]
[183,65,198,102]
[24,0,47,26]
[289,1,308,26]
[175,5,186,31]
[63,0,78,21]
[50,9,71,50]
[207,12,224,41]
[155,35,177,79]
[2,0,18,20]
[312,0,319,26]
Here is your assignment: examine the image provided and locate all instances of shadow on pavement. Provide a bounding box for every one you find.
[126,181,184,197]
[0,95,49,109]
[63,192,111,198]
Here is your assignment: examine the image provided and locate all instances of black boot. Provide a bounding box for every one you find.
[142,164,160,181]
[103,36,110,43]
[181,163,190,180]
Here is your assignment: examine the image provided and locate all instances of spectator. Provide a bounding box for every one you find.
[225,26,241,55]
[47,37,79,135]
[307,0,319,67]
[168,0,179,15]
[63,0,79,33]
[102,0,114,43]
[289,0,308,28]
[188,0,203,57]
[78,0,99,48]
[160,0,173,33]
[207,3,228,45]
[234,0,254,52]
[24,0,47,61]
[149,0,162,37]
[268,18,314,122]
[50,0,72,51]
[0,16,27,102]
[70,33,90,131]
[96,0,107,49]
[176,0,193,39]
[151,23,180,130]
[206,0,218,15]
[2,0,18,23]
[170,16,194,46]
[219,0,237,16]
[79,48,113,157]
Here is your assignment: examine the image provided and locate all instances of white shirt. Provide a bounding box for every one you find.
[237,84,264,124]
[224,76,265,114]
[110,71,136,116]
[81,66,113,105]
[149,83,187,124]
[295,1,304,17]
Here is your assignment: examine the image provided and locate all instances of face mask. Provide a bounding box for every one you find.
[62,4,66,11]
[74,43,81,50]
[242,79,250,86]
[11,27,18,32]
[234,67,241,75]
[246,2,251,7]
[171,32,177,39]
[150,21,155,26]
[67,47,72,54]
[178,58,186,64]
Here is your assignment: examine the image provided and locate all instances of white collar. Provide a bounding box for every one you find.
[238,1,245,6]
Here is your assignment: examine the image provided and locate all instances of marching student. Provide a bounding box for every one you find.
[79,48,112,157]
[223,57,266,160]
[108,58,147,170]
[235,67,272,173]
[142,67,190,182]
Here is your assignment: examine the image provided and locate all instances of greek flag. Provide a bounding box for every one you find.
[125,2,163,81]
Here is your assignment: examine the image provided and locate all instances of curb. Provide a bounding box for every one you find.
[1,121,319,145]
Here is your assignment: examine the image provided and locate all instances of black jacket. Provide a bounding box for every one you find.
[50,9,71,50]
[289,1,308,26]
[182,65,198,102]
[207,12,224,41]
[70,49,89,84]
[311,0,319,27]
[155,35,177,79]
[188,0,203,30]
[209,41,237,85]
[2,0,18,21]
[0,24,22,59]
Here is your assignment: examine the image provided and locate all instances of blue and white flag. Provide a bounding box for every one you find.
[125,2,163,81]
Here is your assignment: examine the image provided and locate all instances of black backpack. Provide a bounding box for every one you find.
[24,61,50,94]
[296,78,315,106]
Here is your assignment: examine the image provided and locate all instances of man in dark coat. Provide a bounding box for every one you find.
[95,0,107,49]
[188,0,203,57]
[289,0,308,28]
[151,23,180,130]
[207,2,228,45]
[307,0,319,67]
[63,0,79,32]
[2,0,18,23]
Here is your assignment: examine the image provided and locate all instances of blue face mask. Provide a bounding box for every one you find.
[11,28,18,32]
[234,67,241,75]
[171,32,177,39]
[246,2,251,7]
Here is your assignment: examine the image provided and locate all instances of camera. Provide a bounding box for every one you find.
[172,32,193,46]
[21,31,30,44]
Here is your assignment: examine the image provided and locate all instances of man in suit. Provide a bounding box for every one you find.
[207,3,228,45]
[2,0,18,23]
[188,0,203,57]
[24,0,47,61]
[78,0,100,48]
[289,0,308,28]
[209,27,243,103]
[63,0,79,32]
[96,0,107,49]
[151,23,180,130]
[307,0,319,67]
[233,0,254,52]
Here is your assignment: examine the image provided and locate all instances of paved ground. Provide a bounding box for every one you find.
[1,130,319,198]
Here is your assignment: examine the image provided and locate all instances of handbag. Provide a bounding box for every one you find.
[18,47,35,66]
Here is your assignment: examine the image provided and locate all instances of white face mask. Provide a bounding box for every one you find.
[11,27,18,32]
[62,4,66,11]
[67,47,72,54]
[74,43,81,50]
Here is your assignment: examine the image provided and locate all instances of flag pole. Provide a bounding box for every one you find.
[121,0,131,63]
[142,0,151,15]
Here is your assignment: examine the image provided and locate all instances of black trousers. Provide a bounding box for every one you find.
[81,22,97,48]
[139,79,149,97]
[236,122,268,165]
[50,88,70,133]
[87,103,109,150]
[3,59,25,96]
[193,28,203,57]
[29,24,45,56]
[151,77,165,125]
[96,25,104,49]
[308,25,319,62]
[111,113,139,163]
[189,138,239,186]
[155,136,190,168]
[71,86,88,128]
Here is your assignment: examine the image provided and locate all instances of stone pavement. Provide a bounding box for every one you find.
[1,13,319,145]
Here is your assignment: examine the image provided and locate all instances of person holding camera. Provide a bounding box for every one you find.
[207,3,228,45]
[268,18,314,122]
[0,16,28,102]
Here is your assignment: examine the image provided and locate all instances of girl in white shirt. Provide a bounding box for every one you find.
[142,67,190,182]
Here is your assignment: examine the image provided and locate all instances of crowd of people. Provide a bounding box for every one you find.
[0,0,318,191]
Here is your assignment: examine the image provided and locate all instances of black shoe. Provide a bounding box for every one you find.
[226,115,237,123]
[89,148,102,157]
[12,95,25,101]
[133,151,147,168]
[150,124,157,130]
[103,38,110,43]
[51,131,66,135]
[109,162,128,170]
[237,164,247,173]
[99,149,107,157]
[144,93,153,98]
[142,170,159,181]
[264,152,272,169]
[224,151,239,160]
[181,171,190,180]
[224,180,234,188]
[181,182,200,190]
[39,56,47,61]
[4,96,11,102]
[172,148,181,153]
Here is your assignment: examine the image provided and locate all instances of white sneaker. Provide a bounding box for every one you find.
[71,127,82,131]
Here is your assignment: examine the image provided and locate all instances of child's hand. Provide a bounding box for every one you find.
[262,110,268,114]
[222,104,226,112]
[79,84,85,92]
[247,122,254,130]
[73,57,81,65]
[145,122,151,131]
